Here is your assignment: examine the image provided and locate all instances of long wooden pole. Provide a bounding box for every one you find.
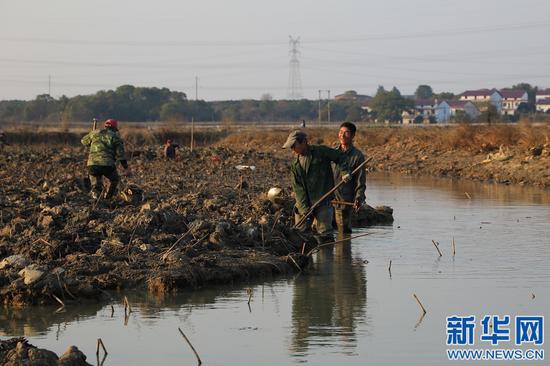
[294,156,372,228]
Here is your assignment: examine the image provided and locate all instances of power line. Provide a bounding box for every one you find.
[0,57,285,69]
[2,20,548,47]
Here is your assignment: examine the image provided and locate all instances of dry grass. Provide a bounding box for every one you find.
[3,123,549,152]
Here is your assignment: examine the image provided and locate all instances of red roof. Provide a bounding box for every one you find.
[500,89,527,99]
[460,88,498,97]
[442,100,470,109]
[536,89,550,96]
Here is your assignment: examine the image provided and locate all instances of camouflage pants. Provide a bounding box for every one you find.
[335,207,353,233]
[294,205,334,242]
[88,165,119,199]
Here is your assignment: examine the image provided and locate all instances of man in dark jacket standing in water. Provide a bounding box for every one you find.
[283,130,351,242]
[333,122,366,233]
[81,118,129,199]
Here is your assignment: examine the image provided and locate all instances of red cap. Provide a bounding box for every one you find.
[104,119,118,128]
[166,139,173,144]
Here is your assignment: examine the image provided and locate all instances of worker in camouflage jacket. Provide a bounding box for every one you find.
[333,122,366,233]
[81,118,129,199]
[283,130,351,241]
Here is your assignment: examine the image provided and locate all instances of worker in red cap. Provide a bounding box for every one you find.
[163,138,180,159]
[81,118,129,199]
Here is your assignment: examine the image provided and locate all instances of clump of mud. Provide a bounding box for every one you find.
[0,146,392,306]
[0,337,90,366]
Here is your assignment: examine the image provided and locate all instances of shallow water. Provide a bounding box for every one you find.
[2,174,549,365]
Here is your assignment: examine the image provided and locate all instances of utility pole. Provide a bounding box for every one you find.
[318,89,331,124]
[48,75,51,96]
[327,89,331,124]
[318,90,322,126]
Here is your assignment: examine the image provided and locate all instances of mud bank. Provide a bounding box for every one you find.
[0,338,90,366]
[364,143,549,188]
[0,147,392,306]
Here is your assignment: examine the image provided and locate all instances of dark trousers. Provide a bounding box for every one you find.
[88,165,119,198]
[335,207,353,233]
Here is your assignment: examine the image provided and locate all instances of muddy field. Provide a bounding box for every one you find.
[0,143,392,307]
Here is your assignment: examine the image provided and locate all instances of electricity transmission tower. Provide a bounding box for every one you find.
[287,36,303,99]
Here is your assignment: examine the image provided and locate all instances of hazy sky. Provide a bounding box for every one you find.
[1,0,550,101]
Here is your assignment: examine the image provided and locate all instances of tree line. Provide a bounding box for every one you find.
[0,85,368,123]
[0,83,540,124]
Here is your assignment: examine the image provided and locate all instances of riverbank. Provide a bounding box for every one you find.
[0,146,392,306]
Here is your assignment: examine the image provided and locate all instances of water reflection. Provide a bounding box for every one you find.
[0,301,103,337]
[370,172,550,205]
[290,234,367,358]
[0,283,255,338]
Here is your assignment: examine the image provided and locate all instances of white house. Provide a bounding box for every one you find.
[499,89,528,116]
[460,89,502,113]
[536,89,550,102]
[414,99,437,117]
[536,98,550,113]
[402,99,437,124]
[435,100,480,123]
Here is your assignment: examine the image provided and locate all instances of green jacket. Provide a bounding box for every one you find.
[81,128,127,167]
[333,144,366,207]
[290,145,350,214]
